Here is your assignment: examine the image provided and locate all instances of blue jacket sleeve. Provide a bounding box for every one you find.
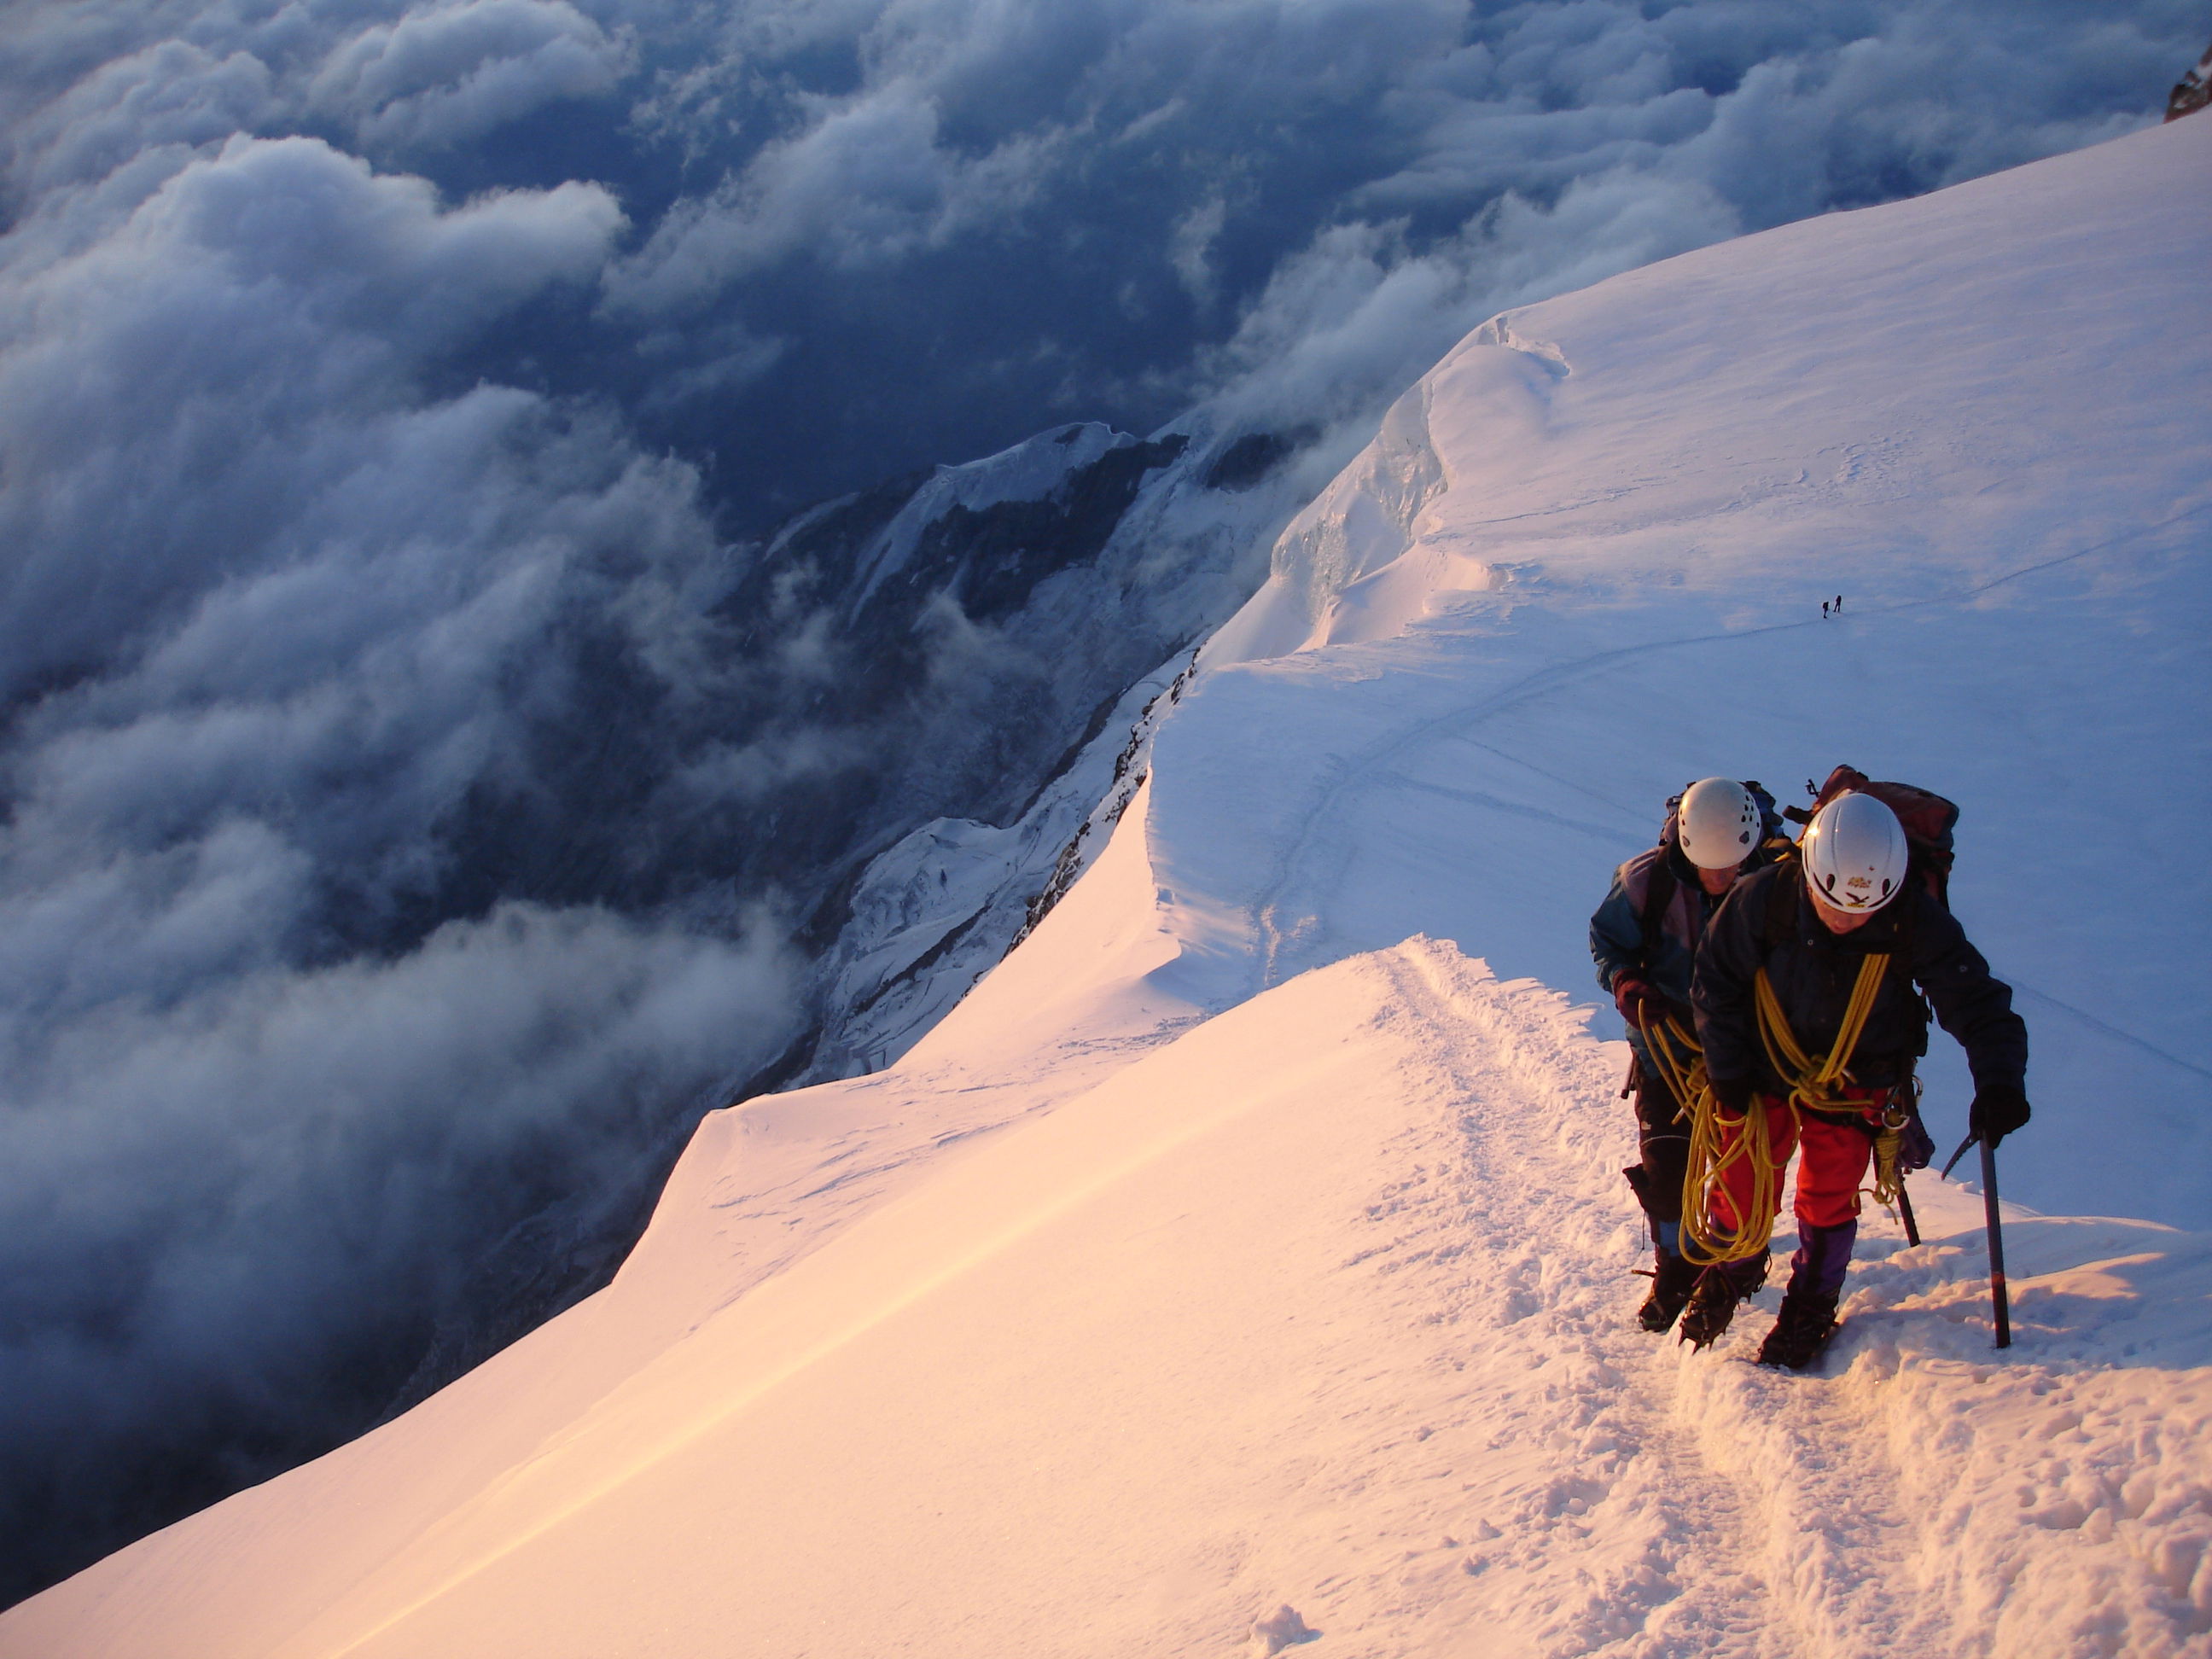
[1590,859,1650,995]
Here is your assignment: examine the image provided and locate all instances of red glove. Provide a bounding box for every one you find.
[1614,975,1660,1026]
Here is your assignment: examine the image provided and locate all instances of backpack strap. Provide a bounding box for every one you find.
[1637,856,1678,971]
[1762,855,1800,947]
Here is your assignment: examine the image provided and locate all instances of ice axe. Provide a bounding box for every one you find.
[1940,1132,2011,1349]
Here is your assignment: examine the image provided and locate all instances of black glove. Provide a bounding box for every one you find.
[1969,1084,2031,1147]
[1710,1076,1755,1120]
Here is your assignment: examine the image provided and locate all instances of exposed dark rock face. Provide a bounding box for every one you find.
[2168,44,2212,121]
[1203,429,1311,492]
[902,435,1189,624]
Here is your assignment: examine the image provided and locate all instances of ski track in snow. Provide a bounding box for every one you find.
[1321,940,2212,1659]
[1348,941,1795,1659]
[1249,499,2211,998]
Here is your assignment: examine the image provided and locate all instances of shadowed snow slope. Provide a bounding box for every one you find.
[5,116,2209,1659]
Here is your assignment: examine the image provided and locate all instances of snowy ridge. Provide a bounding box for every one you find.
[1146,114,2210,1223]
[789,404,1307,1082]
[5,117,2209,1658]
[1204,381,1448,662]
[1205,312,1580,666]
[9,928,2206,1656]
[799,647,1193,1080]
[1675,1207,2212,1654]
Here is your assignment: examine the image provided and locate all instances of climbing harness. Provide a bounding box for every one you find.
[1677,952,1890,1267]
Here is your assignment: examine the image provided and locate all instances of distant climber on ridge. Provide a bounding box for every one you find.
[1683,790,2030,1367]
[1590,777,1788,1335]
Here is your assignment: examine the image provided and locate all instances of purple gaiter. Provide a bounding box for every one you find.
[1791,1219,1858,1298]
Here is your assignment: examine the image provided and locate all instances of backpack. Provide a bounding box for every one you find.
[1777,765,1959,1069]
[1638,780,1788,966]
[1782,765,1959,908]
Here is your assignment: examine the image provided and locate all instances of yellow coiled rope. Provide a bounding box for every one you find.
[1864,1095,1914,1217]
[1751,955,1890,1115]
[1677,952,1890,1266]
[1633,1005,1704,1116]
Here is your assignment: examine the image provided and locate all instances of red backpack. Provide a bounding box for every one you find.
[1783,765,1959,907]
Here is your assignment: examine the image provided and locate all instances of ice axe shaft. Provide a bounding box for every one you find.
[1938,1131,2011,1349]
[1980,1138,2011,1349]
[1895,1179,1921,1248]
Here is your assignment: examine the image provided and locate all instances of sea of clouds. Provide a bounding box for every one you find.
[0,0,2194,1602]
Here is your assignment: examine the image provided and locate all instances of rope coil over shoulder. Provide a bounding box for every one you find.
[1677,952,1889,1266]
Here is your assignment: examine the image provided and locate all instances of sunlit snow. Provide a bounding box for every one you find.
[3,114,2205,1659]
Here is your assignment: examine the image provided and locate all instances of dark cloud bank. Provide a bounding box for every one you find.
[0,0,2194,1604]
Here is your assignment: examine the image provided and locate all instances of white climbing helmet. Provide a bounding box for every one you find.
[1677,777,1762,870]
[1802,791,1910,914]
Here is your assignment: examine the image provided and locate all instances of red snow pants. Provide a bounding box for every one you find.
[1708,1089,1894,1234]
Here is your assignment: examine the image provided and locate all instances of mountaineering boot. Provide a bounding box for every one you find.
[1677,1263,1755,1350]
[1677,1254,1767,1349]
[1757,1218,1853,1368]
[1757,1286,1842,1369]
[1737,1249,1770,1295]
[1637,1251,1701,1333]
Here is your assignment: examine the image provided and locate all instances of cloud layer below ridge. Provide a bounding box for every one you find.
[0,0,2196,1606]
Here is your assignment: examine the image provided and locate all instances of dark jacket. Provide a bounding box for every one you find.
[1591,843,1716,1016]
[1592,841,1754,1075]
[1691,864,2028,1096]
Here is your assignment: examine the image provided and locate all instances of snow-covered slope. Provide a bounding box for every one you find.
[6,116,2209,1659]
[1184,115,2211,1229]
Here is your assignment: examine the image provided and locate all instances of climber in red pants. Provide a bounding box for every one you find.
[1686,791,2029,1367]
